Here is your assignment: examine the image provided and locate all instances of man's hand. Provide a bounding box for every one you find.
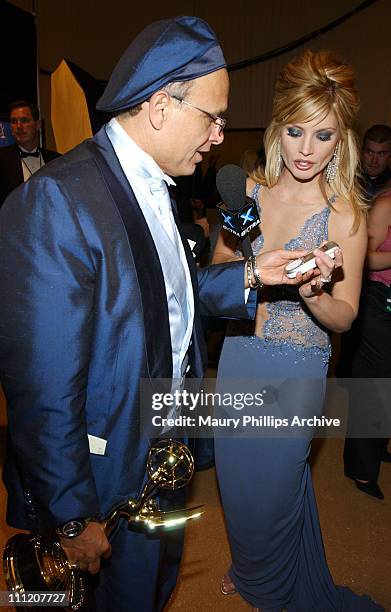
[254,249,311,286]
[61,521,111,574]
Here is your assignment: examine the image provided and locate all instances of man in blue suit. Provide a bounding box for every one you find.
[0,16,306,612]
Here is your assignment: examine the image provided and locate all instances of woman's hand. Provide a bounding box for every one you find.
[299,247,343,299]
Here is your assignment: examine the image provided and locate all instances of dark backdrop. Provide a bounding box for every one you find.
[0,0,36,115]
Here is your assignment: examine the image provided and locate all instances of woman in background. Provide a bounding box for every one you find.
[213,50,382,611]
[344,188,391,499]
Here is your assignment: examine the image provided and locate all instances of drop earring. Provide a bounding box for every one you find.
[326,142,340,183]
[276,141,282,178]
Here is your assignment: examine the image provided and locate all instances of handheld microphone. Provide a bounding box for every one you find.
[216,164,260,259]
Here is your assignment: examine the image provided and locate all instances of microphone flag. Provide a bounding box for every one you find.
[216,164,260,239]
[217,197,260,238]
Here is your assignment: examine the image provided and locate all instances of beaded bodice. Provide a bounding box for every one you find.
[227,183,332,354]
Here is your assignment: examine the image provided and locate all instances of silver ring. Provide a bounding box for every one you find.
[320,275,332,283]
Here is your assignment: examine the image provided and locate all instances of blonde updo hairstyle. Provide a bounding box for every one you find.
[252,49,366,232]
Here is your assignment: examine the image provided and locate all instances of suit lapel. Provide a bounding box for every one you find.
[170,195,207,376]
[10,144,24,186]
[88,129,172,379]
[169,192,198,295]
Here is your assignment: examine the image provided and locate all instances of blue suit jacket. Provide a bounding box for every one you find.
[0,127,256,534]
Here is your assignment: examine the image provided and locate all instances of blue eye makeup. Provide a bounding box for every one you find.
[317,132,333,142]
[286,126,335,142]
[287,127,302,138]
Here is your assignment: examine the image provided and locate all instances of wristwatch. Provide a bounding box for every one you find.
[55,517,96,539]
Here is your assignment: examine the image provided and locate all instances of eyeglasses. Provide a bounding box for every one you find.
[169,94,227,135]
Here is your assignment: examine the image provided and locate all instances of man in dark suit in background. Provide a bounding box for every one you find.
[0,100,59,206]
[361,124,391,202]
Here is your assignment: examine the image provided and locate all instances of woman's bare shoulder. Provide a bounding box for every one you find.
[329,196,362,224]
[246,176,257,196]
[329,197,366,245]
[329,194,353,213]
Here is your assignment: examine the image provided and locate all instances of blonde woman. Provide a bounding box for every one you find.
[213,51,383,611]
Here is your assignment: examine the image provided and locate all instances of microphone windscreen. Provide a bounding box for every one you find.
[216,164,246,212]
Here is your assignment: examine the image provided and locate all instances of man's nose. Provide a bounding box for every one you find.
[210,124,224,145]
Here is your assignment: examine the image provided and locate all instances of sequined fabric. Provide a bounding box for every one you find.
[227,183,332,362]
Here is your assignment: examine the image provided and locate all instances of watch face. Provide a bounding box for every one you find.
[62,519,85,538]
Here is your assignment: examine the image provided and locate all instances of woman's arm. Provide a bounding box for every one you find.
[212,225,241,263]
[300,202,367,333]
[366,195,391,271]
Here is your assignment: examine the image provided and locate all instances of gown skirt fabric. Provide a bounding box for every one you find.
[215,335,384,612]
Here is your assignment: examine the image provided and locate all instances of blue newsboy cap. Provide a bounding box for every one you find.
[96,16,226,113]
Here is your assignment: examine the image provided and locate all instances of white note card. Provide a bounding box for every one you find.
[87,434,107,455]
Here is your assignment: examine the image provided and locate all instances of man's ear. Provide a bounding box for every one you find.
[148,91,171,130]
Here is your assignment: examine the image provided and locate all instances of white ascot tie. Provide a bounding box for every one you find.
[146,176,188,328]
[147,177,177,244]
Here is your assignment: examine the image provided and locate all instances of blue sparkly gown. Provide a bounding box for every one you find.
[214,184,384,612]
